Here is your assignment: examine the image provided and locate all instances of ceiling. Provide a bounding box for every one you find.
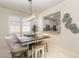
[0,0,64,14]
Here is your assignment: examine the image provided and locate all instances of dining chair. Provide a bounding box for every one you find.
[38,40,48,52]
[5,34,29,58]
[32,43,44,58]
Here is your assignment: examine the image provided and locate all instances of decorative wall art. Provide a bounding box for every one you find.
[62,13,79,34]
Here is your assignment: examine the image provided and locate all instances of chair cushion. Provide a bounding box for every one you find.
[11,43,28,52]
[6,33,28,53]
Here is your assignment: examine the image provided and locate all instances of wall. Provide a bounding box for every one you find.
[39,0,79,55]
[0,11,12,57]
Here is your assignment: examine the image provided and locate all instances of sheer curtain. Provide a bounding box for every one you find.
[8,16,31,34]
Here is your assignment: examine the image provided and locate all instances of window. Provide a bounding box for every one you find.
[8,16,31,33]
[22,18,30,33]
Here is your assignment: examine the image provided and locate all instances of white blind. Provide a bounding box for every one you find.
[8,16,30,33]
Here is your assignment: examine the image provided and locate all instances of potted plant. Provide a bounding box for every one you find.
[32,25,37,35]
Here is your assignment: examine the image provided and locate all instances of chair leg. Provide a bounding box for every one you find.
[46,43,48,52]
[32,46,34,58]
[23,52,28,57]
[11,52,16,58]
[11,51,28,58]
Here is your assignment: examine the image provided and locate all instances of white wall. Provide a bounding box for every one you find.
[0,12,11,57]
[37,15,43,33]
[39,0,79,54]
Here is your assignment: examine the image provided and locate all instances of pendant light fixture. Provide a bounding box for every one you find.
[26,0,36,22]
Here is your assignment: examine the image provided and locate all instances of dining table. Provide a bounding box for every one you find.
[17,34,50,45]
[5,33,50,57]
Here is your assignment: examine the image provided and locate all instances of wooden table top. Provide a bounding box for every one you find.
[17,35,50,45]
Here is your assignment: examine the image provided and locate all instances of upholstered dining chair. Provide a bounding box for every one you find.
[5,34,29,58]
[32,43,45,58]
[38,40,48,52]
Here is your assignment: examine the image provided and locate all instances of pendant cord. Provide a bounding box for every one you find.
[29,0,32,15]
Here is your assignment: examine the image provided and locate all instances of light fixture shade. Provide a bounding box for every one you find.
[26,14,36,22]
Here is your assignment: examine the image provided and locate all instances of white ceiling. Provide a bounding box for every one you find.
[0,0,64,14]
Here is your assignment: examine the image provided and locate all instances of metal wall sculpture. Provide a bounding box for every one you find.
[62,13,79,34]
